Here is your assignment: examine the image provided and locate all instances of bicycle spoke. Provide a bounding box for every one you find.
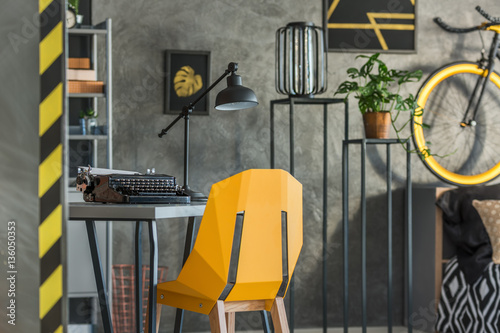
[471,128,498,170]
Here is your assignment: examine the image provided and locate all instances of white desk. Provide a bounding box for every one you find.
[69,202,206,333]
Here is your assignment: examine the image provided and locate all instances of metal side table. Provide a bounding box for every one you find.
[270,96,348,333]
[342,139,412,333]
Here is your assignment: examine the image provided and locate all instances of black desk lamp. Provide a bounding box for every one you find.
[158,62,258,201]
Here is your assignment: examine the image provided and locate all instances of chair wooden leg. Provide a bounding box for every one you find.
[209,300,227,333]
[144,302,162,333]
[226,312,236,333]
[271,297,289,333]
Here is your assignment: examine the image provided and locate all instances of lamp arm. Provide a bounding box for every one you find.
[187,62,238,108]
[158,62,238,138]
[158,111,185,137]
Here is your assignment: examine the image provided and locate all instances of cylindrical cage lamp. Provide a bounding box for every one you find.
[276,21,327,97]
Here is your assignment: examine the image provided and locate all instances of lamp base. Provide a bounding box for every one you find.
[182,186,208,202]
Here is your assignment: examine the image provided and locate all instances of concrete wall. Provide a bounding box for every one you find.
[90,0,500,331]
[0,2,41,333]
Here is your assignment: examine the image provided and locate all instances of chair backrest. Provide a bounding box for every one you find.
[176,169,303,306]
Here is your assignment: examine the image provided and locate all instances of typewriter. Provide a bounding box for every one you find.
[76,167,190,204]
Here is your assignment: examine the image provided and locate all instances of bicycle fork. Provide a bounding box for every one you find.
[461,32,500,127]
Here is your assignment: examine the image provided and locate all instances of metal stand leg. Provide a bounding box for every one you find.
[135,222,143,333]
[361,140,367,333]
[342,141,349,333]
[147,220,158,333]
[174,217,198,333]
[406,142,413,333]
[387,145,393,333]
[322,105,328,333]
[85,220,114,333]
[270,101,275,169]
[289,98,295,333]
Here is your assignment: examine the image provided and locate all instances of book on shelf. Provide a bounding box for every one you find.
[68,80,104,94]
[68,57,91,69]
[67,69,96,81]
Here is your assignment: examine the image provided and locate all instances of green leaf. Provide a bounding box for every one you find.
[334,81,359,95]
[346,67,360,79]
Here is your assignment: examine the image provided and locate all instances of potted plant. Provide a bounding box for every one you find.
[79,108,97,135]
[68,0,83,27]
[335,53,427,153]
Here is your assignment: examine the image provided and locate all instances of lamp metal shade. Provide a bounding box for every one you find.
[215,74,258,111]
[276,21,327,96]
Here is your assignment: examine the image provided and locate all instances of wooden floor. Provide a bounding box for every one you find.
[313,328,427,333]
[191,327,427,333]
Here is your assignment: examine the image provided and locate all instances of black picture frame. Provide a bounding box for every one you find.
[164,50,211,115]
[326,0,417,53]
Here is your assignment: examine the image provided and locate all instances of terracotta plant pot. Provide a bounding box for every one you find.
[363,111,391,139]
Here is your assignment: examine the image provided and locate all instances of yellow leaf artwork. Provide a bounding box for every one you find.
[174,66,203,98]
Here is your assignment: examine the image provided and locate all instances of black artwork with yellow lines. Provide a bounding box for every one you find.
[327,0,416,51]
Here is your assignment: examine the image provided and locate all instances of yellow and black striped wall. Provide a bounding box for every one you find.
[39,0,65,332]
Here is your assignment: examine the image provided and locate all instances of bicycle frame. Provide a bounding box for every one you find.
[465,26,500,125]
[413,7,500,185]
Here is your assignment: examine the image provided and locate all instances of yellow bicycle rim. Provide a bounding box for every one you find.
[414,63,500,185]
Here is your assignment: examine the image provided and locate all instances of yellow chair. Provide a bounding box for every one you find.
[153,169,303,333]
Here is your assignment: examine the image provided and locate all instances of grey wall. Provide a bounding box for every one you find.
[90,0,500,331]
[0,2,41,333]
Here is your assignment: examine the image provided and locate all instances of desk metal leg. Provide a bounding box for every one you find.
[174,217,198,333]
[85,220,114,333]
[135,222,143,333]
[147,220,158,333]
[261,310,272,333]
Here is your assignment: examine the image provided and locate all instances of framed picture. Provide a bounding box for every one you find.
[326,0,416,53]
[164,50,211,115]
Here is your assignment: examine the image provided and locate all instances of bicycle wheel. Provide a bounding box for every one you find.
[413,61,500,185]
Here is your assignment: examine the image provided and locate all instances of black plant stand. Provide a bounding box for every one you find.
[270,96,348,333]
[342,136,413,333]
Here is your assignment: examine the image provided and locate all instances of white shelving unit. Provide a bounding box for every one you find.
[64,18,113,330]
[67,18,112,176]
